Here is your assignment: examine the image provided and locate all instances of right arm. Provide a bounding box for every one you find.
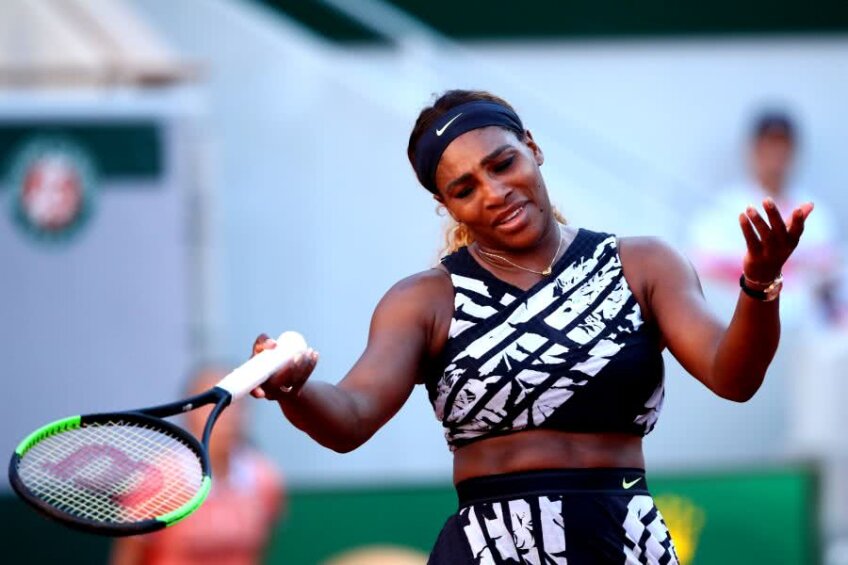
[252,270,448,453]
[642,199,811,401]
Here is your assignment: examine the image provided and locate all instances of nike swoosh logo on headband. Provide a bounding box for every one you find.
[436,113,463,136]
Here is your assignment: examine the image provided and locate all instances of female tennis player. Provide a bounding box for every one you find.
[250,90,813,564]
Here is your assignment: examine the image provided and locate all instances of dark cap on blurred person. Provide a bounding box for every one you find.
[752,110,796,141]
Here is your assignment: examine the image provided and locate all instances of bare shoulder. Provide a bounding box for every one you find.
[619,235,678,259]
[374,267,454,325]
[618,235,692,273]
[382,267,453,304]
[373,267,455,361]
[617,236,700,323]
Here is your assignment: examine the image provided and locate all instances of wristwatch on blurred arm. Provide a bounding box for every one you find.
[739,273,784,302]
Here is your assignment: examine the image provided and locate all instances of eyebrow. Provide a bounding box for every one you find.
[444,144,512,194]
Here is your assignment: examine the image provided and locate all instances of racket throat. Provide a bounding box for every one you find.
[139,387,230,419]
[201,391,232,448]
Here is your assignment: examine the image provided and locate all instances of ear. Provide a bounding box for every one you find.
[524,130,544,166]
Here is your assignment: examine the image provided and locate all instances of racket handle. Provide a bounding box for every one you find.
[216,331,308,399]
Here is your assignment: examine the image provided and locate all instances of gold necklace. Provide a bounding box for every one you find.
[475,226,564,276]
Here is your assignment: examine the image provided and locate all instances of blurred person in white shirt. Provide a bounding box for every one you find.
[690,110,843,329]
[689,109,847,468]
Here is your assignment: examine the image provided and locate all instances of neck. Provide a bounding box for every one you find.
[476,218,561,260]
[756,172,786,198]
[760,180,784,198]
[473,220,566,276]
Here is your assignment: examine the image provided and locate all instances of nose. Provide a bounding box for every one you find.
[481,178,513,208]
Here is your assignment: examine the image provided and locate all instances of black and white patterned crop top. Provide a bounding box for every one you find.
[426,228,665,451]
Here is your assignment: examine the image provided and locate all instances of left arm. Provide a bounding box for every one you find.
[636,198,813,401]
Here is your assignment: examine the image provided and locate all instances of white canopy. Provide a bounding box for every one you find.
[0,0,195,87]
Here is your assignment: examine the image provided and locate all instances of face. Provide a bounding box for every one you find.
[751,131,795,193]
[434,126,552,250]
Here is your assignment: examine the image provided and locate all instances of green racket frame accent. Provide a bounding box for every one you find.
[15,416,82,456]
[10,390,230,536]
[158,476,213,527]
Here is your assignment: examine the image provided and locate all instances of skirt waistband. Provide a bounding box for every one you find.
[455,468,649,506]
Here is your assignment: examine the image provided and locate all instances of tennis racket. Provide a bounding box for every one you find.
[8,330,307,537]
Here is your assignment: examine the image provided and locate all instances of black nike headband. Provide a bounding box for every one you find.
[412,101,524,194]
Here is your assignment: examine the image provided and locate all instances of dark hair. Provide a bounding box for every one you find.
[406,90,522,189]
[751,110,796,142]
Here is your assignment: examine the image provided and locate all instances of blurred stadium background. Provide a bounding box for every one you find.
[2,0,848,563]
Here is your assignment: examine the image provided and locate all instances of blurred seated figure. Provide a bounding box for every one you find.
[111,365,285,565]
[690,109,842,328]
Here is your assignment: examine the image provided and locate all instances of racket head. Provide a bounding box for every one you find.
[9,412,211,536]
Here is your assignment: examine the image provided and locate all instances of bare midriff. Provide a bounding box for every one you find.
[452,429,644,485]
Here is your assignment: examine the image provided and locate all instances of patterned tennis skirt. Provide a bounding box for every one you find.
[428,468,679,565]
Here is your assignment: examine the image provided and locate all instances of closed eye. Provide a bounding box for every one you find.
[492,156,514,173]
[453,185,474,199]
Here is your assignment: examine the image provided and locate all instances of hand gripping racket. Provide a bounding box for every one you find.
[8,331,307,536]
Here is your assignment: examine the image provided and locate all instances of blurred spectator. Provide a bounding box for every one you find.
[111,365,285,565]
[690,109,843,328]
[687,108,846,462]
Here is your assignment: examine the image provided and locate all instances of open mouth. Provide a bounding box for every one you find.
[495,204,526,227]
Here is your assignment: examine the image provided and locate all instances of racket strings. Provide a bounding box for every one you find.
[17,421,203,524]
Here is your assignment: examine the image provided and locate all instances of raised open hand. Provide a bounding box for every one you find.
[739,197,813,283]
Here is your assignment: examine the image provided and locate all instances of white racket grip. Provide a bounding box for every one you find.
[216,331,308,400]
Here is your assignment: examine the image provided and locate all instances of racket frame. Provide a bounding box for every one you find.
[9,387,232,536]
[9,329,306,536]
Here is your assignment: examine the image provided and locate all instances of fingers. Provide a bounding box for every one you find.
[741,198,801,250]
[251,333,276,358]
[745,205,772,242]
[259,348,319,401]
[739,200,813,282]
[787,202,813,242]
[296,348,319,377]
[248,333,318,401]
[253,333,269,349]
[739,212,762,254]
[761,198,788,239]
[280,348,318,391]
